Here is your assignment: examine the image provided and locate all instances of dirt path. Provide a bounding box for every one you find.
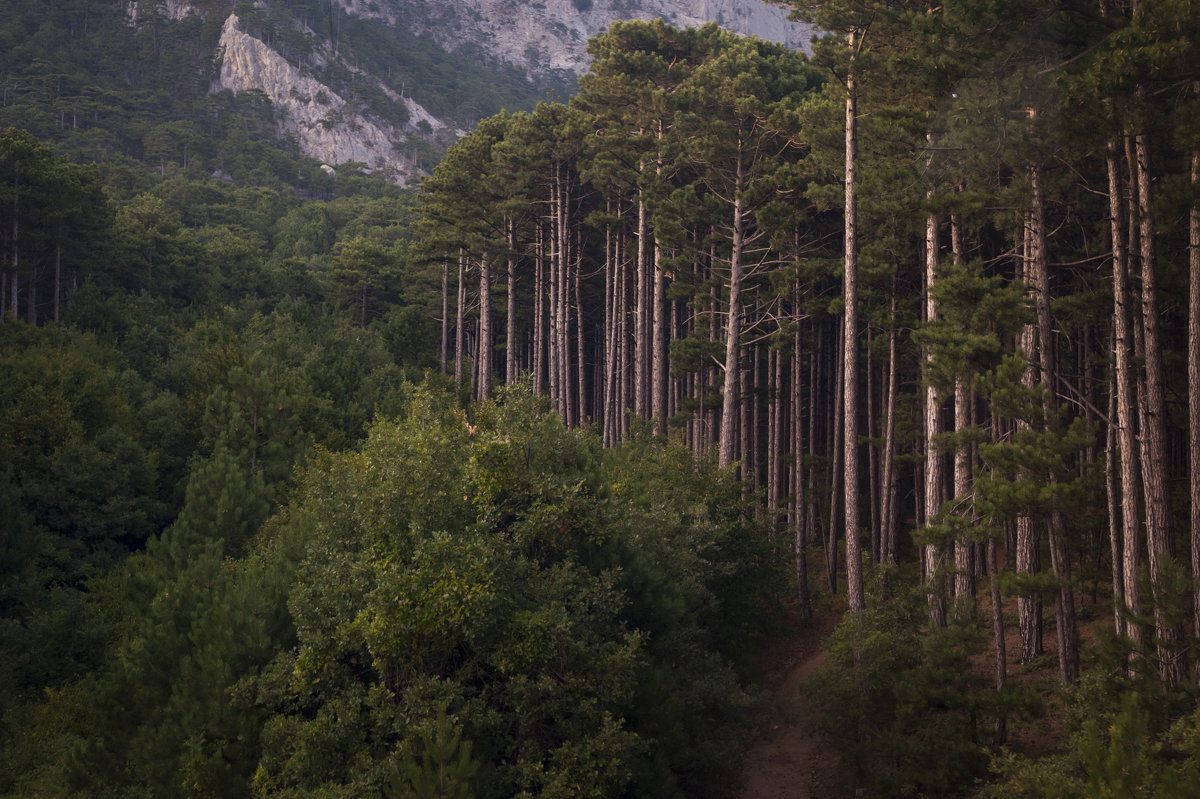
[737,612,856,799]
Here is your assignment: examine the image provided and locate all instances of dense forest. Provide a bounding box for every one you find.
[3,0,1200,796]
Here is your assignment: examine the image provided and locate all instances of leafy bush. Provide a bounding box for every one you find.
[248,384,775,797]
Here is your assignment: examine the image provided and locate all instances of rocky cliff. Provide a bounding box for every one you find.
[216,13,429,183]
[343,0,811,75]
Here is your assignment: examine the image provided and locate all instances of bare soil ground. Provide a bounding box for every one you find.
[737,609,858,799]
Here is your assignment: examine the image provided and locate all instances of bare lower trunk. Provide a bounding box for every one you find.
[653,235,667,435]
[440,258,449,373]
[924,208,946,627]
[1017,219,1042,662]
[635,190,649,420]
[718,152,746,470]
[794,304,811,617]
[1135,127,1185,684]
[533,230,546,396]
[478,254,492,402]
[603,223,616,445]
[507,224,518,384]
[739,347,748,484]
[455,252,465,392]
[575,243,586,424]
[1108,139,1142,651]
[1105,356,1126,637]
[843,48,864,612]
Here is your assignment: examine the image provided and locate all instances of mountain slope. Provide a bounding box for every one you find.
[1,1,812,186]
[213,0,814,181]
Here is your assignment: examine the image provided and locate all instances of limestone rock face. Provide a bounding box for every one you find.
[216,13,422,183]
[345,0,813,76]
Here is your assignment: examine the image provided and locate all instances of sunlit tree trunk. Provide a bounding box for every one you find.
[455,251,466,392]
[478,253,492,402]
[924,207,947,627]
[1105,350,1125,636]
[635,184,650,420]
[507,221,518,384]
[1107,139,1139,647]
[718,149,745,470]
[533,228,546,396]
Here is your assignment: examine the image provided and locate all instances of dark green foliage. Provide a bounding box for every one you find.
[383,706,480,799]
[243,384,772,798]
[1,382,776,798]
[806,585,1035,798]
[986,648,1200,798]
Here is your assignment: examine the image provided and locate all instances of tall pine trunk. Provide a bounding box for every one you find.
[440,258,449,373]
[1107,139,1141,649]
[455,252,466,392]
[1135,126,1186,684]
[1016,219,1043,662]
[507,222,518,384]
[842,40,864,612]
[478,254,492,402]
[635,186,650,420]
[951,213,975,620]
[794,298,811,617]
[718,148,745,470]
[1030,166,1077,683]
[924,208,947,627]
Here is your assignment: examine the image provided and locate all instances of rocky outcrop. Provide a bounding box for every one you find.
[341,0,813,77]
[216,13,423,183]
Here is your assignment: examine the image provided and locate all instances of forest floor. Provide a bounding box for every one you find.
[737,606,857,799]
